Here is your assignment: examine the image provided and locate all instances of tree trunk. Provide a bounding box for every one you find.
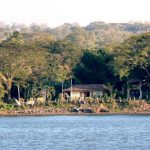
[17,85,20,101]
[46,89,48,103]
[6,79,12,102]
[139,80,142,99]
[148,81,150,100]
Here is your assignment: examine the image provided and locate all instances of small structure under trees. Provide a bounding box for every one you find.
[127,79,142,100]
[127,79,149,100]
[63,84,110,100]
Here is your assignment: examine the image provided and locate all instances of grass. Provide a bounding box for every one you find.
[0,99,150,114]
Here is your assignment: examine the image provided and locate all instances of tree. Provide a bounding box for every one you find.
[0,80,6,100]
[0,32,47,102]
[113,32,150,96]
[113,32,150,79]
[23,32,55,47]
[47,40,82,82]
[66,27,96,49]
[73,49,116,84]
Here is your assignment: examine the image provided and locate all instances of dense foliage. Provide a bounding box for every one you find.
[1,21,150,48]
[0,21,150,102]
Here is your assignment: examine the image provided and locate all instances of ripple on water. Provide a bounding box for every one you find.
[0,115,150,150]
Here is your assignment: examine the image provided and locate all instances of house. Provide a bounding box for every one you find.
[63,84,110,100]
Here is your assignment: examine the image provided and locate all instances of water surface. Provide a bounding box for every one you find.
[0,115,150,150]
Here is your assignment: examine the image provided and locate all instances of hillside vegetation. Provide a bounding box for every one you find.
[1,21,150,49]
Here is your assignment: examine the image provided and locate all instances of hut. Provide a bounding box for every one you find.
[63,84,110,100]
[127,79,142,100]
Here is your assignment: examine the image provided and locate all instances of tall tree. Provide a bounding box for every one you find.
[0,32,47,101]
[74,49,116,84]
[113,32,150,79]
[113,32,150,93]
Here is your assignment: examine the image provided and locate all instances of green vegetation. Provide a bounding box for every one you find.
[0,22,150,114]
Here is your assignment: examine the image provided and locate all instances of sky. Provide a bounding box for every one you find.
[0,0,150,27]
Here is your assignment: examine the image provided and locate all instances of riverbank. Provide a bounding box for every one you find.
[1,100,150,116]
[1,110,150,116]
[1,113,150,116]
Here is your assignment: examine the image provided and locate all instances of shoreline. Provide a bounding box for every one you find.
[1,100,150,117]
[1,112,150,116]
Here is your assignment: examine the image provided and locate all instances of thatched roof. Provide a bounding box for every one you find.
[63,84,110,92]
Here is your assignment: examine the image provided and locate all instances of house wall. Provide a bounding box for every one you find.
[71,91,104,100]
[92,91,103,97]
[40,89,46,99]
[72,92,80,99]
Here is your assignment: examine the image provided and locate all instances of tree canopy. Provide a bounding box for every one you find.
[0,23,150,102]
[113,32,150,79]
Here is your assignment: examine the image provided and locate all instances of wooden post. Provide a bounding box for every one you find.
[90,91,92,98]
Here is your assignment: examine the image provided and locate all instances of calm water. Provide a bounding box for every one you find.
[0,115,150,150]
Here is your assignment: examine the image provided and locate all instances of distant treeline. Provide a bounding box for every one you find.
[1,21,150,48]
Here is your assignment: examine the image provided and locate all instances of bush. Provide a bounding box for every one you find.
[0,101,7,110]
[128,100,139,108]
[0,84,6,101]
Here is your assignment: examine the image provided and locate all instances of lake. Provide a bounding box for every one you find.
[0,115,150,150]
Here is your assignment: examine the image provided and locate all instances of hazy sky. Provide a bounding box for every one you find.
[0,0,150,27]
